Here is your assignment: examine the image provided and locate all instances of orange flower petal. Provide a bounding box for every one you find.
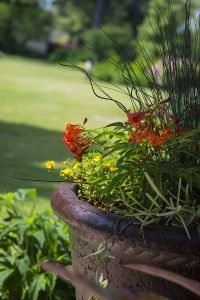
[127,110,146,128]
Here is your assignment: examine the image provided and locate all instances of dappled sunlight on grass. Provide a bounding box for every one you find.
[0,55,130,130]
[0,55,133,208]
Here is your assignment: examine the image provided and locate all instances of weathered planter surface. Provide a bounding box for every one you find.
[52,183,200,300]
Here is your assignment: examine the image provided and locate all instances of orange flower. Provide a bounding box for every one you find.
[140,123,152,139]
[127,110,146,128]
[160,123,174,140]
[128,107,181,147]
[63,123,92,161]
[129,131,143,144]
[146,133,165,147]
[160,106,179,125]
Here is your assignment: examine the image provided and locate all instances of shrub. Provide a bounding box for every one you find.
[0,189,75,300]
[0,2,52,54]
[83,26,135,62]
[91,59,122,84]
[49,47,94,64]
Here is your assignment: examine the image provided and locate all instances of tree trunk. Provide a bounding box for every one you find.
[131,0,141,36]
[92,0,106,28]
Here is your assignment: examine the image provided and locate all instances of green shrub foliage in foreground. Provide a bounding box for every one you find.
[0,189,75,300]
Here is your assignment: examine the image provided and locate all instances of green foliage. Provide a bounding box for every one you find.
[53,0,146,36]
[114,0,200,129]
[83,29,113,62]
[49,47,94,64]
[59,122,200,234]
[55,2,88,35]
[0,3,12,51]
[105,0,147,33]
[48,1,200,234]
[137,0,192,59]
[0,1,52,54]
[1,0,39,4]
[130,61,149,87]
[0,189,75,300]
[84,26,135,62]
[91,59,122,84]
[53,0,92,33]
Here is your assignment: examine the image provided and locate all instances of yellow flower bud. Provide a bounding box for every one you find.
[110,166,118,172]
[93,155,101,162]
[45,160,56,170]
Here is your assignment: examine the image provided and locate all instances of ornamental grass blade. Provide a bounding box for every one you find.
[144,172,169,204]
[124,263,200,297]
[41,262,168,300]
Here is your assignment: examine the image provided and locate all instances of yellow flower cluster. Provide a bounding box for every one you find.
[60,162,80,178]
[93,155,118,172]
[103,162,118,172]
[45,160,56,170]
[60,168,71,177]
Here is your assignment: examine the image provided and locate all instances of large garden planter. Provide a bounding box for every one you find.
[52,183,200,300]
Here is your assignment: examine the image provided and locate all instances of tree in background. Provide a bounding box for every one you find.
[53,0,146,36]
[53,0,93,36]
[1,0,198,66]
[54,2,90,36]
[0,0,53,54]
[106,0,147,36]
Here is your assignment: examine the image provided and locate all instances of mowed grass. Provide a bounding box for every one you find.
[0,55,130,210]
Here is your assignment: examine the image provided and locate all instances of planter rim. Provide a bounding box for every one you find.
[51,182,200,246]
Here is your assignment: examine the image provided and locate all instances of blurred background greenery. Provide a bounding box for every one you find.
[0,0,199,209]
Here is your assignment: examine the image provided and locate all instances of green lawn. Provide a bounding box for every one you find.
[0,55,130,210]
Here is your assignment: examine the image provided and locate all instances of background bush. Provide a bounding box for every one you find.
[83,26,135,62]
[91,57,149,86]
[0,2,52,55]
[0,189,75,300]
[91,59,122,83]
[49,46,94,64]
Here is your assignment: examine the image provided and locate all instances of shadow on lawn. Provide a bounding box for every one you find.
[0,121,71,201]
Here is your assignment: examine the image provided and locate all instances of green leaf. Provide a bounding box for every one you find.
[106,173,127,195]
[88,176,107,184]
[0,269,14,286]
[45,273,56,299]
[144,172,169,205]
[0,220,24,239]
[17,224,27,245]
[16,256,30,276]
[14,188,37,202]
[105,122,125,128]
[33,230,45,249]
[6,256,16,266]
[29,274,46,300]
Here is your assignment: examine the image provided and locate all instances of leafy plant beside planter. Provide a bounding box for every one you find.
[46,1,200,299]
[0,189,75,300]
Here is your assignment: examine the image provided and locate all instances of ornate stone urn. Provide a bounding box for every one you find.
[51,183,200,300]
